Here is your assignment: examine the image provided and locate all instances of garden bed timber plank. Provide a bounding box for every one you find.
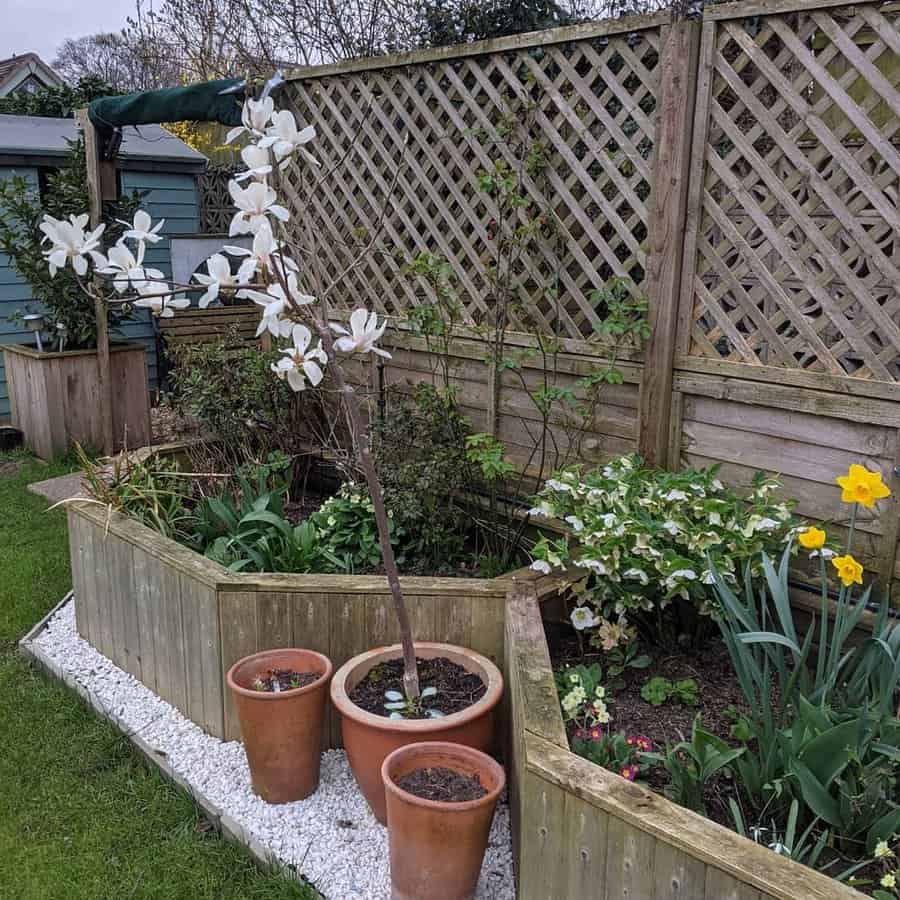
[69,500,510,744]
[505,585,867,900]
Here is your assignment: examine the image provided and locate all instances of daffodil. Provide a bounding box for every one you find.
[39,213,106,276]
[832,553,864,587]
[798,526,826,550]
[330,308,391,358]
[836,464,891,508]
[117,210,165,244]
[228,180,289,236]
[270,324,327,392]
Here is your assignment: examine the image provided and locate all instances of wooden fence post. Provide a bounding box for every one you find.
[636,14,702,468]
[875,430,900,607]
[77,108,116,456]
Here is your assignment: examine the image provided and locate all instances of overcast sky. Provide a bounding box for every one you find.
[3,0,136,64]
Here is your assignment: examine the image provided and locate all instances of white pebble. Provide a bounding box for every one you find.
[29,601,515,899]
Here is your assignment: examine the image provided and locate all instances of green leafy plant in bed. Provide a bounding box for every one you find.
[529,454,803,649]
[640,675,699,707]
[713,462,900,885]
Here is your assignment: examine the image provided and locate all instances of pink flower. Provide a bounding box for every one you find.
[620,765,640,781]
[573,728,586,740]
[588,726,604,742]
[627,735,653,752]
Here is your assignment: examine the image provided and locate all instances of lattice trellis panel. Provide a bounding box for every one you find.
[198,166,238,234]
[685,2,900,382]
[281,25,663,341]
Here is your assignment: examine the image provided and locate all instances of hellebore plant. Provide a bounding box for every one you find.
[40,96,424,698]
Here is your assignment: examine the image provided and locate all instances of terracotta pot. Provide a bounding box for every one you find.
[227,648,332,803]
[382,741,505,900]
[330,642,503,824]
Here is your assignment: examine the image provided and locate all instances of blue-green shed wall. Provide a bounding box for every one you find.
[0,166,200,420]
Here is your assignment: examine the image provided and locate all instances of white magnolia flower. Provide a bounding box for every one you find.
[810,547,836,560]
[261,110,317,167]
[331,308,391,358]
[133,287,190,318]
[193,254,244,308]
[225,222,297,282]
[117,210,164,244]
[570,606,599,631]
[234,144,273,183]
[240,272,315,337]
[226,97,275,144]
[40,213,106,276]
[271,324,327,392]
[95,239,164,294]
[228,180,289,236]
[530,559,552,575]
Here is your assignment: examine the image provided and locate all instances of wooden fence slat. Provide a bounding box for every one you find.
[637,17,702,467]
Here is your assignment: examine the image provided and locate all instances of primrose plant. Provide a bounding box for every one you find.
[39,95,426,699]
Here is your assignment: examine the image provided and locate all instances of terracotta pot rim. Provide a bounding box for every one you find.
[227,648,333,700]
[330,642,503,733]
[382,740,506,813]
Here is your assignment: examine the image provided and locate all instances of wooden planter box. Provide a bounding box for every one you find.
[504,583,866,900]
[2,342,150,459]
[68,501,513,746]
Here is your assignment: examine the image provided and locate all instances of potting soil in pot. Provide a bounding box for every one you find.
[349,657,486,718]
[396,767,488,802]
[250,668,320,692]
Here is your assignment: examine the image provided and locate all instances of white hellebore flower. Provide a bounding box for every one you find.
[261,110,317,167]
[118,210,165,244]
[271,324,327,392]
[331,308,391,358]
[239,272,315,338]
[95,239,164,293]
[530,559,552,574]
[225,222,297,283]
[570,606,599,631]
[228,180,289,236]
[226,97,275,144]
[193,254,244,308]
[234,144,273,183]
[40,213,106,276]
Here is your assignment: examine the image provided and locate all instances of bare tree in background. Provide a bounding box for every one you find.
[53,32,180,91]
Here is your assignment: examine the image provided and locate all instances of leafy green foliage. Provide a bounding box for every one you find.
[310,484,387,573]
[373,385,471,572]
[531,454,800,646]
[640,676,699,708]
[642,715,745,815]
[570,731,647,782]
[0,139,141,348]
[0,75,119,117]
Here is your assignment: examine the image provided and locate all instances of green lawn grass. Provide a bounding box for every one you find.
[0,453,316,900]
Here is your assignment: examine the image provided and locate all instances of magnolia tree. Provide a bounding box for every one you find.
[40,96,423,698]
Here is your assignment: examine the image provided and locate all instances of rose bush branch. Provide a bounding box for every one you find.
[40,93,423,699]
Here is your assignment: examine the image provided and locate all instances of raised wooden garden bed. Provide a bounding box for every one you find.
[68,500,513,746]
[504,582,866,900]
[3,342,150,459]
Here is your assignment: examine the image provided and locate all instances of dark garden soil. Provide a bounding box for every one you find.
[349,657,487,719]
[396,766,488,802]
[546,620,752,828]
[250,668,320,692]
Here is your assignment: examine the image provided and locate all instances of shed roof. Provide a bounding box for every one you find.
[0,115,207,172]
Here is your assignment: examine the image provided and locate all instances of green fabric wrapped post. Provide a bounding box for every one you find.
[88,79,244,132]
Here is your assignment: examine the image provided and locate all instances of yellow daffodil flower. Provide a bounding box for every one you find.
[832,554,863,587]
[798,526,826,550]
[836,464,891,508]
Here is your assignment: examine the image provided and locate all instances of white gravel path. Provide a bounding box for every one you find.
[28,600,516,900]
